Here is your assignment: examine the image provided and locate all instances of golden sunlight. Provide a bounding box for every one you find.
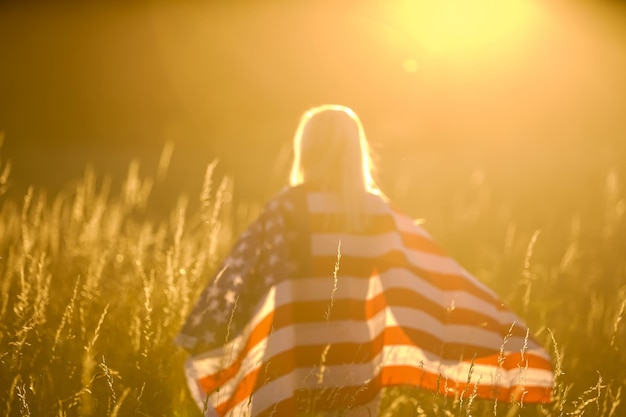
[392,0,540,58]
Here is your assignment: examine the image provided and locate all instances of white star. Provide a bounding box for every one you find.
[229,257,245,268]
[282,201,294,211]
[236,241,248,253]
[204,284,220,300]
[175,334,196,349]
[207,298,220,311]
[225,289,237,305]
[214,309,228,324]
[273,234,284,245]
[190,313,203,327]
[264,274,274,286]
[265,219,274,230]
[201,331,216,345]
[268,253,280,266]
[268,200,279,211]
[287,261,299,274]
[232,275,244,287]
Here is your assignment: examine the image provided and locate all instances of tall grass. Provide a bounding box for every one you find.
[0,140,624,416]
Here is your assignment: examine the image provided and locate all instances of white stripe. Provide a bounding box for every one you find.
[189,307,550,402]
[311,232,467,276]
[377,269,514,325]
[380,345,554,387]
[222,371,381,416]
[267,271,516,327]
[184,357,219,417]
[305,192,432,238]
[395,214,432,238]
[202,342,553,415]
[306,193,389,214]
[310,231,499,300]
[190,274,543,371]
[305,191,500,301]
[186,191,552,414]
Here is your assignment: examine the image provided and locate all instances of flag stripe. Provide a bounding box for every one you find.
[179,187,554,415]
[200,330,553,400]
[189,271,530,365]
[308,213,445,255]
[310,254,500,306]
[192,313,552,388]
[252,272,517,327]
[214,351,552,416]
[189,280,547,378]
[192,297,551,404]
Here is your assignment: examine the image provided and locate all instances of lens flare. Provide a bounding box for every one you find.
[393,0,540,57]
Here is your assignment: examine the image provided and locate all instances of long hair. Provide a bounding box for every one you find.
[289,104,379,230]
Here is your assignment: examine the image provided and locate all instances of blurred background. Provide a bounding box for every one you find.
[1,0,625,223]
[2,4,625,411]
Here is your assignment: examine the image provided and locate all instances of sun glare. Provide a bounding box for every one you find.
[394,0,539,58]
[402,58,420,73]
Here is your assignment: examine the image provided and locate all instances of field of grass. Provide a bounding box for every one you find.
[0,138,624,417]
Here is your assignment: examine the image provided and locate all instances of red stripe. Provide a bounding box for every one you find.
[275,293,529,341]
[310,252,500,307]
[201,325,552,414]
[213,360,552,415]
[196,288,549,395]
[308,213,445,256]
[193,191,553,415]
[380,365,553,403]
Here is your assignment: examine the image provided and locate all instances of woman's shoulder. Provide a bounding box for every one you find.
[263,185,399,217]
[262,185,308,213]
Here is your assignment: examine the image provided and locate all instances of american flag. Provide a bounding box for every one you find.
[176,184,554,416]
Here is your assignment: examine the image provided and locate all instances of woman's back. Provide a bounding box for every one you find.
[175,105,553,416]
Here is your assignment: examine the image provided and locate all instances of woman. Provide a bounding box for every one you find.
[176,105,554,416]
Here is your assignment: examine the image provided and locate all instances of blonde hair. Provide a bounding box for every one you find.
[289,104,379,230]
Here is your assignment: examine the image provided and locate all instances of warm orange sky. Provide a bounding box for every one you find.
[0,0,625,210]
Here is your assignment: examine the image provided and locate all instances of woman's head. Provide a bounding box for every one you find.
[289,104,377,194]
